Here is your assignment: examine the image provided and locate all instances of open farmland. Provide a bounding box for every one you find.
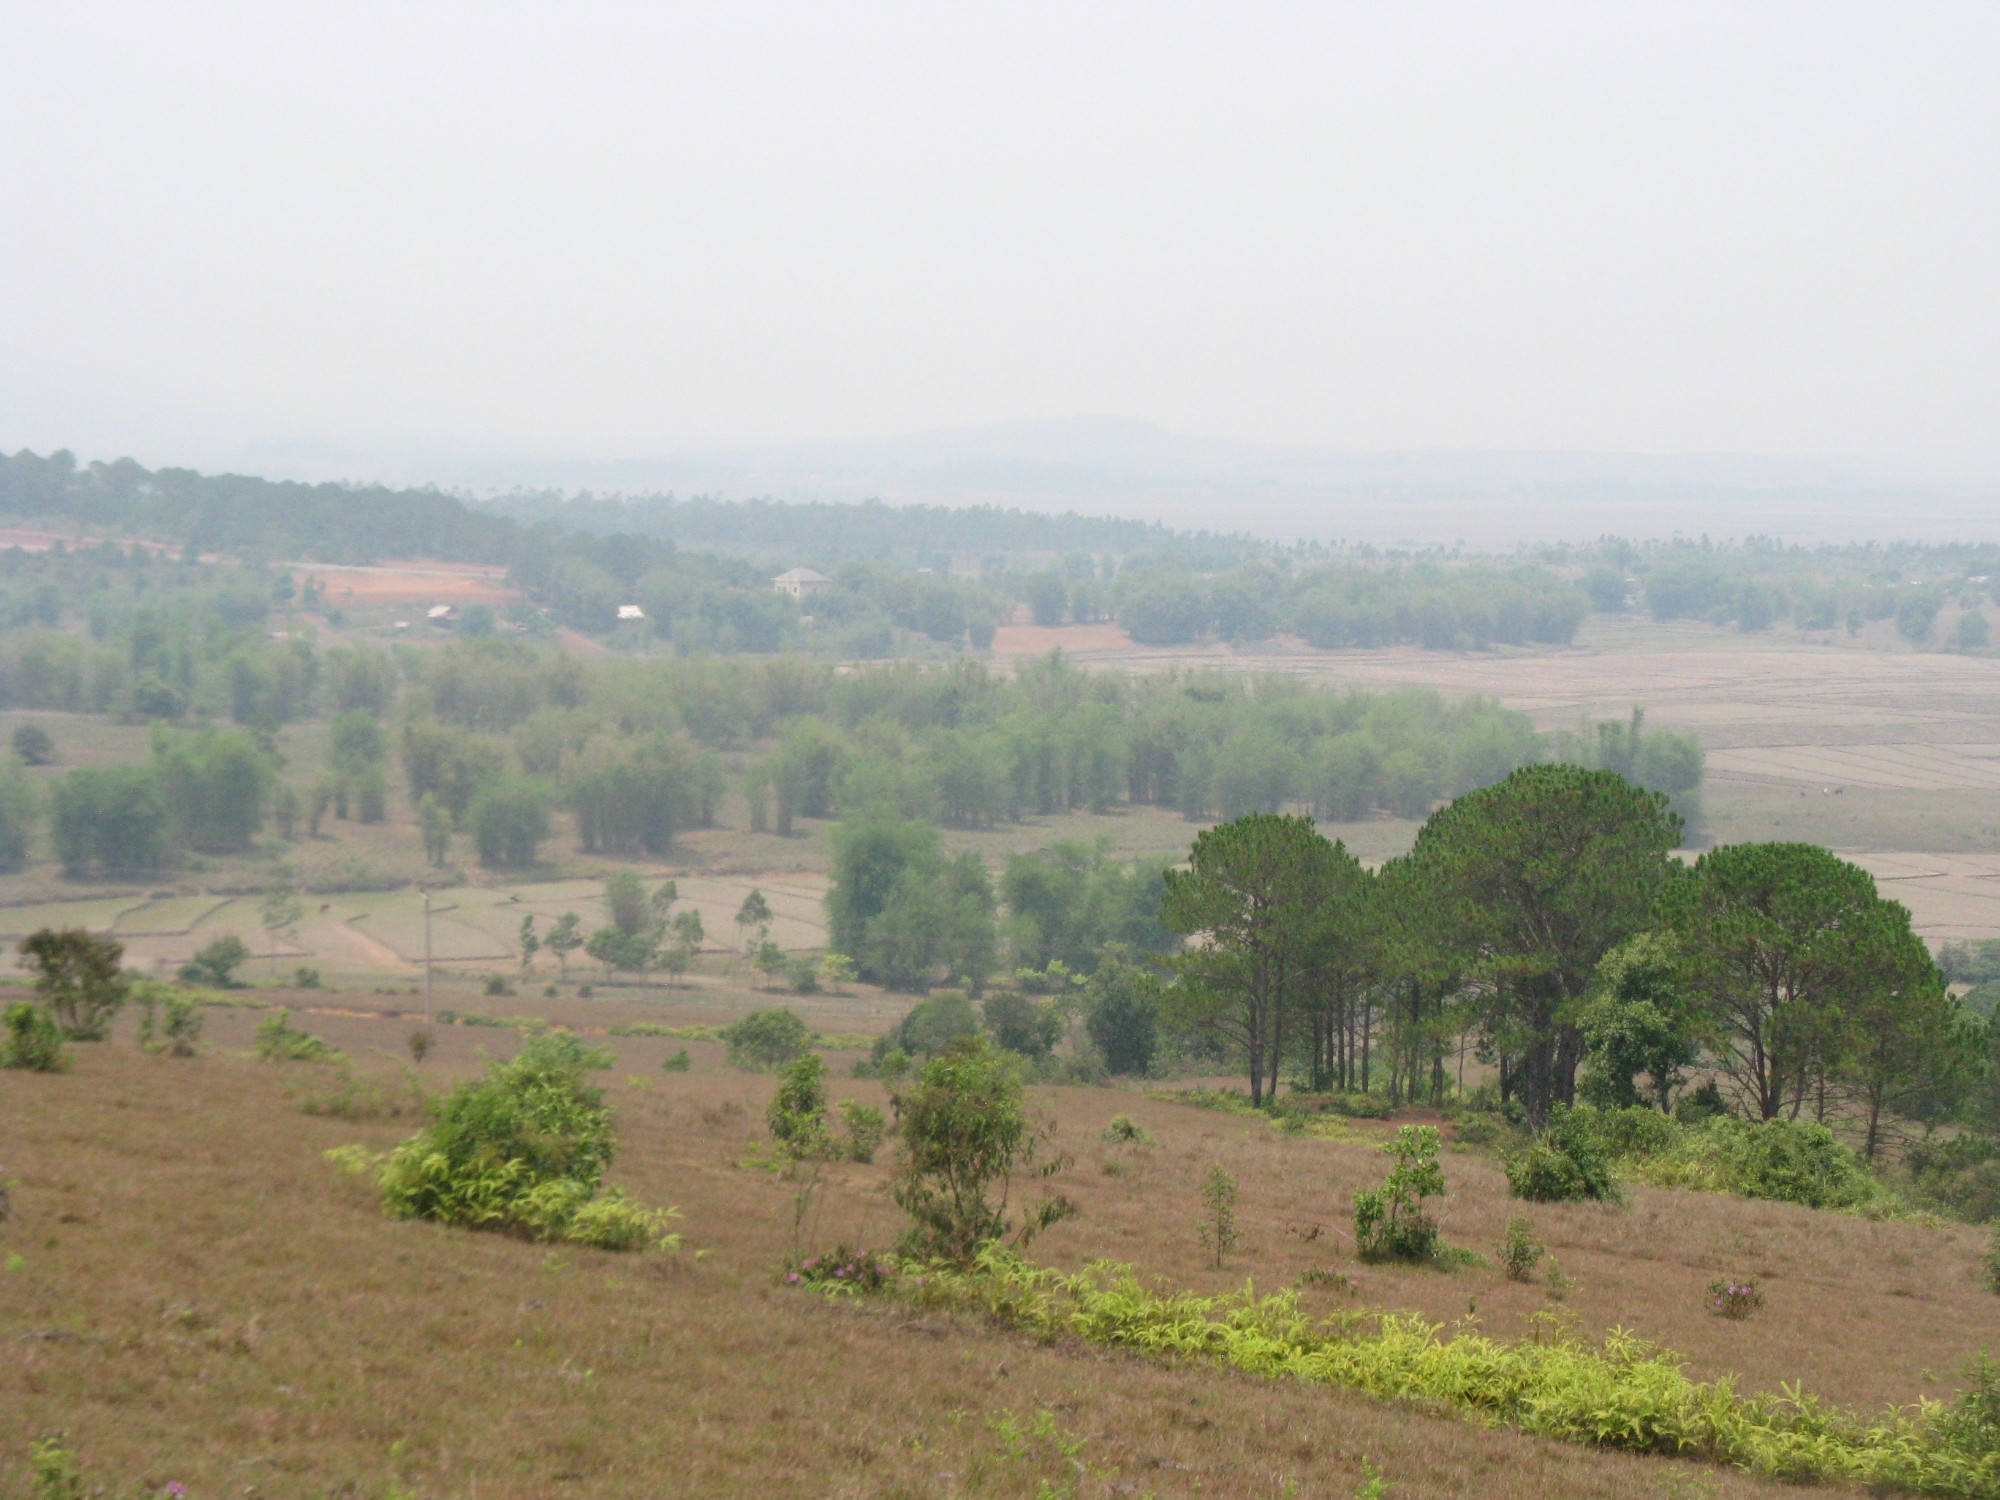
[4,1000,1996,1499]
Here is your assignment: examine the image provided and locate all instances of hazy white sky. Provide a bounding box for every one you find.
[3,1,1997,472]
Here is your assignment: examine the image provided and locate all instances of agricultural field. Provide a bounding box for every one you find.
[5,998,1997,1499]
[995,612,2000,940]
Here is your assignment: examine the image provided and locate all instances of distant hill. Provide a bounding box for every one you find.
[240,415,2000,547]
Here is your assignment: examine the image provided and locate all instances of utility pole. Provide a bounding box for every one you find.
[422,887,433,1030]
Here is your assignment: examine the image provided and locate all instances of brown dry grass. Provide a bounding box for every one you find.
[6,1003,1995,1499]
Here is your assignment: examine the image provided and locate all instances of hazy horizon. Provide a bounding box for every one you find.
[5,2,1998,540]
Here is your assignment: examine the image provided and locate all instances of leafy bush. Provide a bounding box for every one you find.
[892,1039,1072,1263]
[1708,1278,1765,1320]
[767,1052,835,1159]
[292,966,322,988]
[1102,1114,1151,1144]
[2,1001,67,1072]
[1983,1228,1999,1295]
[1629,1116,1887,1212]
[1498,1218,1544,1282]
[179,934,250,989]
[1504,1106,1619,1203]
[135,983,203,1058]
[1905,1136,2000,1223]
[723,1007,812,1071]
[662,1047,691,1073]
[255,1008,337,1062]
[838,1100,886,1162]
[1674,1078,1726,1124]
[336,1031,677,1252]
[1354,1126,1446,1263]
[786,1245,897,1294]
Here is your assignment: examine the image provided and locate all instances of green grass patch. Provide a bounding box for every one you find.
[889,1248,2000,1496]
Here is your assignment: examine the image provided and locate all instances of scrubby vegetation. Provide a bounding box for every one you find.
[331,1032,677,1252]
[885,1248,2000,1497]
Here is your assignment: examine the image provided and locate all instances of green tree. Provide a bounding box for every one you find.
[1085,952,1159,1076]
[20,927,129,1038]
[544,912,583,980]
[891,1039,1070,1263]
[0,758,39,871]
[468,777,551,869]
[51,765,169,875]
[417,792,452,865]
[818,952,857,993]
[1576,932,1703,1112]
[327,708,387,781]
[585,926,657,973]
[1161,813,1344,1106]
[735,887,774,952]
[11,723,56,765]
[518,916,540,979]
[179,933,250,989]
[1406,765,1680,1127]
[604,869,652,938]
[982,991,1060,1059]
[723,1007,812,1071]
[150,725,276,852]
[1658,842,1946,1131]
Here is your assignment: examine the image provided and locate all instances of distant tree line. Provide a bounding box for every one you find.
[1570,536,2000,649]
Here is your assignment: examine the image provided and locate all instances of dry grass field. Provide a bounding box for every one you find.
[4,988,1995,1500]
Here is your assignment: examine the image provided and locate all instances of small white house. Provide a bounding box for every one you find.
[616,603,646,622]
[772,566,833,600]
[426,603,456,623]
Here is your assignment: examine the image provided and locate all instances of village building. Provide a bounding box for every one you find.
[771,566,833,600]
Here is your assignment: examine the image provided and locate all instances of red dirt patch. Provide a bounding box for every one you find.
[293,559,519,608]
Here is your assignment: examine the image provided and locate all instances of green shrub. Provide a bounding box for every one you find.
[893,1039,1072,1263]
[839,1099,886,1162]
[1318,1090,1397,1120]
[723,1007,812,1071]
[179,933,250,989]
[135,983,204,1058]
[1707,1278,1765,1320]
[1983,1228,1999,1295]
[1504,1106,1619,1203]
[255,1008,337,1062]
[337,1032,676,1251]
[1588,1104,1680,1162]
[1498,1218,1544,1282]
[1102,1114,1151,1144]
[1197,1165,1240,1269]
[1630,1116,1886,1212]
[662,1047,691,1072]
[786,957,820,993]
[768,1052,835,1159]
[1354,1126,1446,1263]
[1,1002,67,1072]
[1674,1078,1726,1124]
[292,966,322,989]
